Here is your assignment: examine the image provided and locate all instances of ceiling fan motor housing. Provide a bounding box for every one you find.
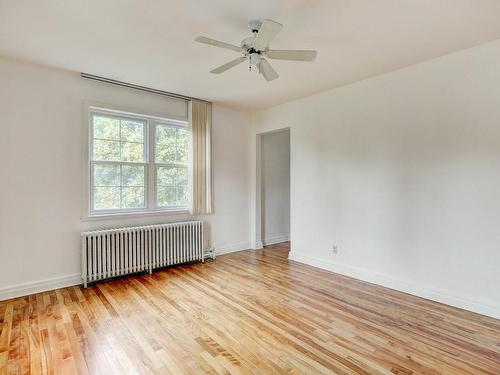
[241,36,256,50]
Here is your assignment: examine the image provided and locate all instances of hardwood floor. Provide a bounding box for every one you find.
[1,242,499,374]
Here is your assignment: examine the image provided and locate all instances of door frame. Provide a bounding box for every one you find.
[254,127,291,248]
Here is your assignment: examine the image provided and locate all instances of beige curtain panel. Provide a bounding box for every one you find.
[190,101,212,214]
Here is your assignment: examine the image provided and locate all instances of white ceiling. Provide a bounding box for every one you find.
[2,0,500,111]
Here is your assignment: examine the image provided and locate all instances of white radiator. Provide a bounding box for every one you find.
[81,221,203,287]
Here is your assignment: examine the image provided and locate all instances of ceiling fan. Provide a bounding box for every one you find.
[195,19,317,81]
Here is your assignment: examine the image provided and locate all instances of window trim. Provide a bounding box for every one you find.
[84,105,191,219]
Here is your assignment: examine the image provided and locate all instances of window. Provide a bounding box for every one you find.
[88,108,190,216]
[155,124,190,207]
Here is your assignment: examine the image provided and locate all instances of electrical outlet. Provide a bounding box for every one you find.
[332,245,338,254]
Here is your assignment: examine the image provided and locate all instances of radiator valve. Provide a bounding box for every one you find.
[204,247,216,261]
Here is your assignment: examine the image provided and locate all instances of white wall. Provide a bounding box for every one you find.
[0,57,252,299]
[261,130,290,245]
[3,38,500,318]
[252,40,500,318]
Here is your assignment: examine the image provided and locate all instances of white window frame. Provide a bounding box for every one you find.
[86,106,191,218]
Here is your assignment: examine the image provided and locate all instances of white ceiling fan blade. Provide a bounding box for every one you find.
[254,20,283,50]
[267,49,317,62]
[259,59,279,81]
[195,36,242,53]
[210,57,246,74]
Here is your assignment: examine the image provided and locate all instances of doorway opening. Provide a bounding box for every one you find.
[256,128,290,248]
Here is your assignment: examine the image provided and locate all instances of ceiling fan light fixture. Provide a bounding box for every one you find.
[249,53,261,66]
[248,19,263,33]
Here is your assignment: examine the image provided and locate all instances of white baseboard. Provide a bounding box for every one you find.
[289,252,500,320]
[0,273,81,301]
[215,241,252,256]
[262,234,289,246]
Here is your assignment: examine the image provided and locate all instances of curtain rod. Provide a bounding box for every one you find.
[80,73,211,104]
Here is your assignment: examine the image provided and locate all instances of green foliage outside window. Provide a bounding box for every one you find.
[91,113,190,212]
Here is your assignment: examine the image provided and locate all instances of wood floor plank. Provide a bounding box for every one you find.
[0,243,499,374]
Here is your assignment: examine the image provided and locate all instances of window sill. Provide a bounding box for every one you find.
[81,208,191,222]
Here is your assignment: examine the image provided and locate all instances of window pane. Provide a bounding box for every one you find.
[121,142,144,162]
[94,164,120,186]
[176,127,189,163]
[177,167,188,185]
[94,187,120,210]
[177,185,189,205]
[121,187,145,208]
[156,125,176,146]
[93,139,120,161]
[121,120,144,143]
[155,124,189,164]
[93,115,119,140]
[157,166,177,186]
[122,165,145,186]
[177,128,189,145]
[157,187,177,206]
[156,144,176,163]
[177,144,188,164]
[157,166,189,207]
